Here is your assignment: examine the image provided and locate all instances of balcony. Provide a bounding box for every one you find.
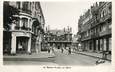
[99,13,111,24]
[99,29,111,36]
[15,25,31,31]
[91,33,99,39]
[19,8,32,15]
[48,40,72,43]
[81,35,91,41]
[91,13,111,28]
[15,25,20,30]
[46,37,72,43]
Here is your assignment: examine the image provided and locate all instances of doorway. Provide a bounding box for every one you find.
[16,37,29,54]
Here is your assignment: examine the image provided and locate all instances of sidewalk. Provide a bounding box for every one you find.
[73,51,111,61]
[3,52,55,61]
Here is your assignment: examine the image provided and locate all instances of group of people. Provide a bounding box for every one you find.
[47,44,72,55]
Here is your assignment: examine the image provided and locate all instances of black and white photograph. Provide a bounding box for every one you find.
[2,0,112,68]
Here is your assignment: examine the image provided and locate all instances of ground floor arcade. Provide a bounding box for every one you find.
[81,34,111,55]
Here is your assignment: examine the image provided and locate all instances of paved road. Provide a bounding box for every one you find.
[3,49,111,66]
[53,48,98,66]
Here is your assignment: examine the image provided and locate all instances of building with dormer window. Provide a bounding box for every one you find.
[77,2,111,60]
[44,26,72,50]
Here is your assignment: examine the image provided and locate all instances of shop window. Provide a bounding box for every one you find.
[100,39,103,51]
[103,38,107,51]
[109,38,111,51]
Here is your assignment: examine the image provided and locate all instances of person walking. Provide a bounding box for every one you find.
[68,47,71,55]
[61,47,63,53]
[102,51,108,60]
[47,44,50,53]
[102,46,108,60]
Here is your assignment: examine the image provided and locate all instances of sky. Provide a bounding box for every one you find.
[40,1,95,34]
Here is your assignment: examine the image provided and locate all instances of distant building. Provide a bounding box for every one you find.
[3,1,45,55]
[72,34,79,51]
[78,2,112,59]
[44,26,72,50]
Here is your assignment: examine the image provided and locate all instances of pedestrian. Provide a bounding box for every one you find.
[18,41,23,52]
[68,47,71,55]
[102,46,108,60]
[47,44,50,53]
[61,48,63,53]
[48,48,50,53]
[52,44,55,53]
[102,51,108,60]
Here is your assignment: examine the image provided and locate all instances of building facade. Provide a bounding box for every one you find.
[44,26,72,50]
[78,2,112,59]
[3,1,45,55]
[71,34,79,51]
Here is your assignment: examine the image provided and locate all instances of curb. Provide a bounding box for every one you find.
[3,53,56,61]
[3,55,56,61]
[73,51,111,61]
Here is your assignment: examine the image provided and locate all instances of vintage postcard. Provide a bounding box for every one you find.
[0,0,114,72]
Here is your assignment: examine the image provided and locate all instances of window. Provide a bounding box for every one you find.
[88,30,90,36]
[96,27,98,33]
[101,10,105,18]
[100,26,102,32]
[22,2,28,10]
[82,13,92,25]
[16,2,20,9]
[101,8,108,18]
[35,2,39,10]
[109,38,111,51]
[109,24,111,29]
[82,17,90,25]
[102,11,104,17]
[22,18,28,28]
[86,31,89,36]
[102,25,106,32]
[16,19,19,27]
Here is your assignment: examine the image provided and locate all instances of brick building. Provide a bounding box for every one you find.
[78,2,112,57]
[3,1,45,55]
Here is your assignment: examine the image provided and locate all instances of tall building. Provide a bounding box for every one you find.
[44,26,72,49]
[78,2,112,59]
[3,1,45,55]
